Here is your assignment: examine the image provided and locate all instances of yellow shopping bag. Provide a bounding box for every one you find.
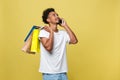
[30,29,40,53]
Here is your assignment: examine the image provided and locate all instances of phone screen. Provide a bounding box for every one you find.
[58,19,62,25]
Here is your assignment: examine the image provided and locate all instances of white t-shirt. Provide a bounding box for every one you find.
[38,29,70,74]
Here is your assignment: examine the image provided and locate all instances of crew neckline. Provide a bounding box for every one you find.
[54,30,59,34]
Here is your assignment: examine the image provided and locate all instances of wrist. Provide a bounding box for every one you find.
[50,30,54,34]
[63,25,69,29]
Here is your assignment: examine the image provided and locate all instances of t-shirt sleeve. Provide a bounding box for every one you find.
[38,29,49,38]
[64,31,70,44]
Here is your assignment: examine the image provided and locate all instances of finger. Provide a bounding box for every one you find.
[62,19,64,24]
[44,26,48,29]
[44,26,47,30]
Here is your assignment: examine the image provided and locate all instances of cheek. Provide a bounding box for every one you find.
[51,17,56,21]
[49,16,57,22]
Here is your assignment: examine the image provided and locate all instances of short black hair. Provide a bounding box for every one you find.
[42,8,55,24]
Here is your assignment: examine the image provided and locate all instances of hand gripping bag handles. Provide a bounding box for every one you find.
[22,26,43,54]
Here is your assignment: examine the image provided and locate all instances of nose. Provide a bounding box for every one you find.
[54,13,58,17]
[55,15,58,18]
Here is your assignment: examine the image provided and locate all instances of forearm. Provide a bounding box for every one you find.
[64,25,78,44]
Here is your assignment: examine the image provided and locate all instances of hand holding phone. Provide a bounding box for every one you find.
[58,18,67,27]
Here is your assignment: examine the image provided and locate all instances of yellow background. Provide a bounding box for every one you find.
[0,0,120,80]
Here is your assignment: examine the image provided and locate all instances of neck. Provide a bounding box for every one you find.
[49,23,58,32]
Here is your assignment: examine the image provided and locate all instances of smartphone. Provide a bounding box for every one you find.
[58,19,62,25]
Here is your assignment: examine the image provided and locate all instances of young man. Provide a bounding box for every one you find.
[38,8,78,80]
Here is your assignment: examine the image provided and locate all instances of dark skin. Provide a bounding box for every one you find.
[40,11,78,52]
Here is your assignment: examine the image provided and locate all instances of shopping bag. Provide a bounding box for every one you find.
[21,32,35,54]
[30,29,40,53]
[24,26,39,42]
[21,26,43,54]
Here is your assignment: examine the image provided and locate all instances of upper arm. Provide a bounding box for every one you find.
[63,31,70,44]
[38,29,52,51]
[64,30,78,44]
[38,29,49,45]
[39,37,52,52]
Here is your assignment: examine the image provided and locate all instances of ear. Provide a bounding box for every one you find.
[47,18,50,23]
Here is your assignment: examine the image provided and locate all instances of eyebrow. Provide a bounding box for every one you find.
[49,12,58,16]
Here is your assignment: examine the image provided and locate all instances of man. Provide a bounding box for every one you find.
[38,8,78,80]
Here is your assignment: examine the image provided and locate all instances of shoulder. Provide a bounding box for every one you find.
[59,30,69,37]
[40,29,49,34]
[39,29,50,38]
[59,30,67,34]
[40,29,48,33]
